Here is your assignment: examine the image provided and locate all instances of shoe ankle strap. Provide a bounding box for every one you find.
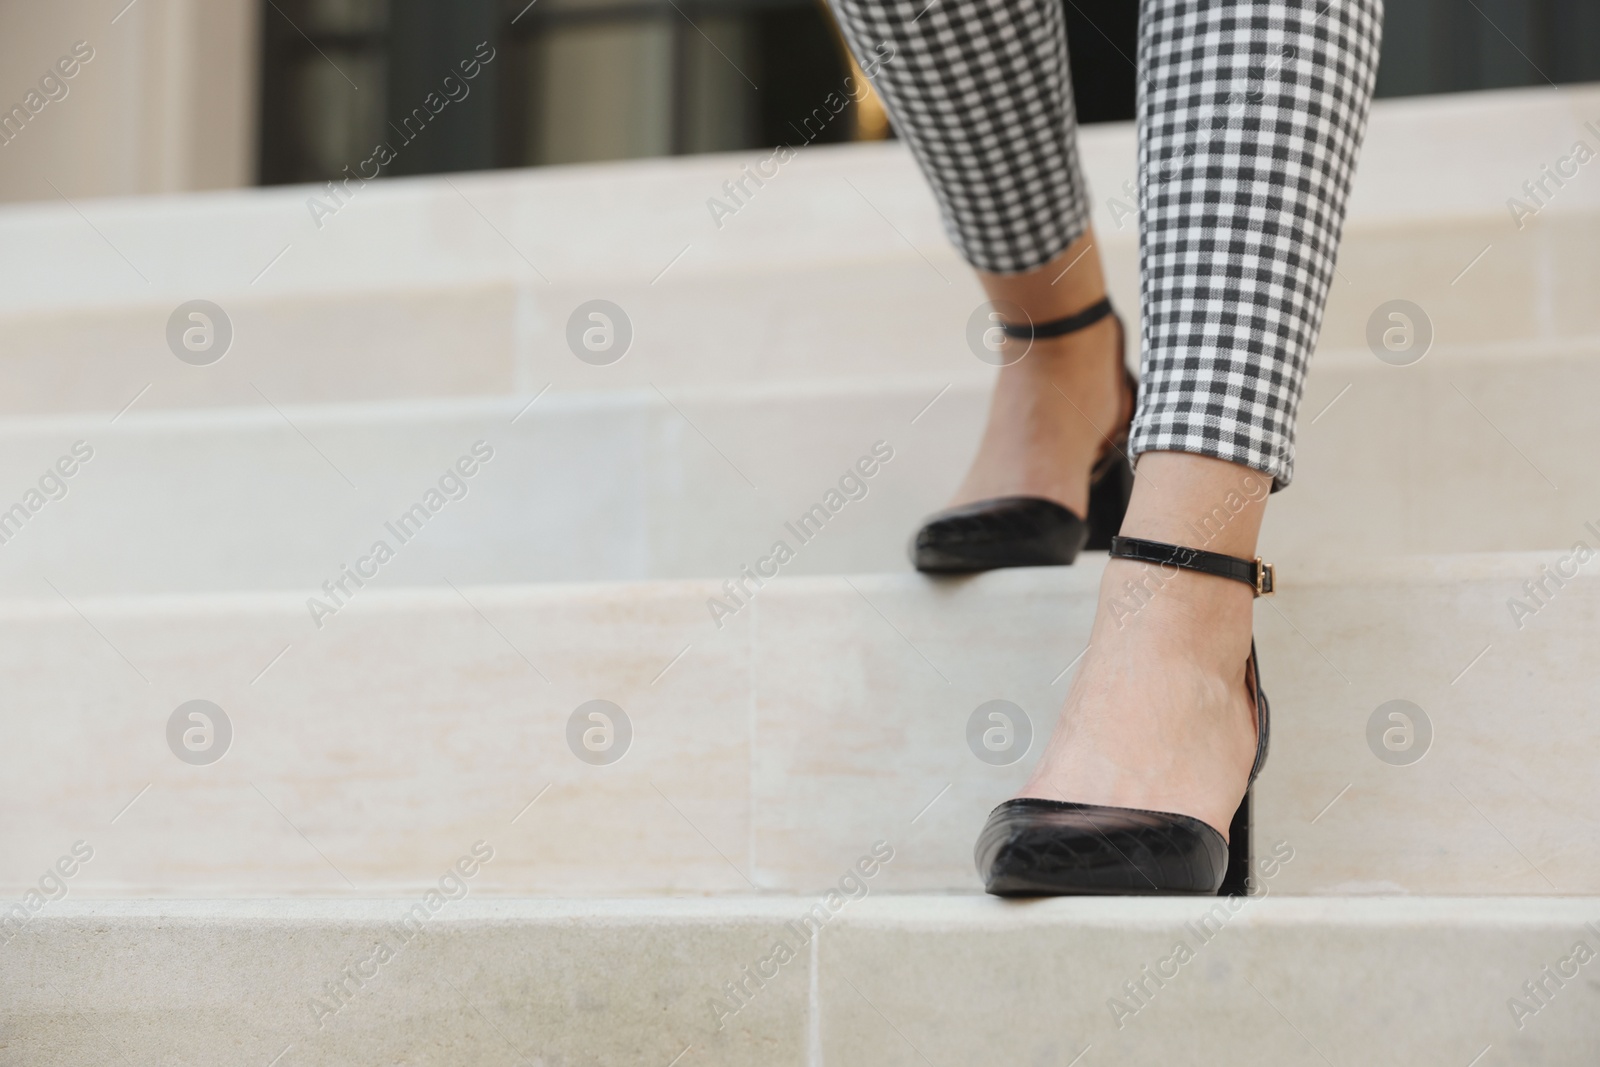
[998,296,1115,340]
[1108,536,1276,597]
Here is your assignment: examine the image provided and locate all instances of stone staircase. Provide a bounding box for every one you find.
[4,84,1600,1063]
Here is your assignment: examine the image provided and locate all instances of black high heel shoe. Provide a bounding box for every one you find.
[974,536,1275,896]
[910,297,1136,574]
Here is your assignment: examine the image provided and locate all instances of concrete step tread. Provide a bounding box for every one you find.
[3,85,1598,418]
[1,84,1594,307]
[4,555,1595,898]
[25,893,1600,924]
[7,896,1597,1066]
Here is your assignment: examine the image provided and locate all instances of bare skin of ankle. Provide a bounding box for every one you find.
[950,228,1132,518]
[1016,451,1270,839]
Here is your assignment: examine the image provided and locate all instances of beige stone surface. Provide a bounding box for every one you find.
[1251,555,1600,896]
[749,568,1095,893]
[821,896,1600,1065]
[0,281,521,417]
[4,897,1596,1065]
[0,581,754,897]
[2,556,1596,897]
[752,558,1600,898]
[0,335,1591,599]
[1270,340,1596,560]
[0,85,1596,414]
[1,899,809,1066]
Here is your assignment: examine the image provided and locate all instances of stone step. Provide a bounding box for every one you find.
[3,896,1595,1064]
[1,84,1596,415]
[0,336,1591,597]
[3,554,1594,897]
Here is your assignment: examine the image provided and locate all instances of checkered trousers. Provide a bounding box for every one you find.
[828,0,1383,488]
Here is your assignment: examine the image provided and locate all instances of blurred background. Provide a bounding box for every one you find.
[0,0,1598,202]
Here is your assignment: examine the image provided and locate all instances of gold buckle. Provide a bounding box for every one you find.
[1255,557,1275,597]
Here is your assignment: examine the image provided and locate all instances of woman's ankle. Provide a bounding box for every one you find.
[1101,451,1271,667]
[976,228,1108,323]
[948,231,1127,516]
[950,317,1127,514]
[1119,452,1272,559]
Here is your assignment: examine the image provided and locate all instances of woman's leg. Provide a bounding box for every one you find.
[1021,450,1270,835]
[828,0,1128,520]
[1026,0,1382,833]
[833,0,1382,837]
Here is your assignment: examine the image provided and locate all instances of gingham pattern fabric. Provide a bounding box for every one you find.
[829,0,1383,488]
[828,0,1093,272]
